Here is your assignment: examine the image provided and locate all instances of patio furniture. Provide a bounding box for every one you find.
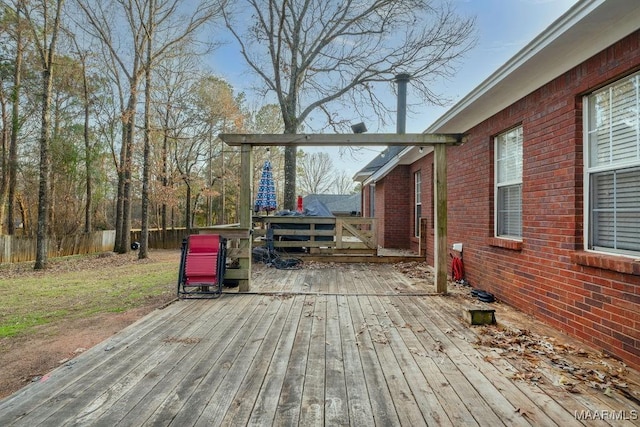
[177,234,227,298]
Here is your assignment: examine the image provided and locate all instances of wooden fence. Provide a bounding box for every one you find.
[0,229,194,264]
[0,231,116,264]
[0,220,378,264]
[253,216,378,255]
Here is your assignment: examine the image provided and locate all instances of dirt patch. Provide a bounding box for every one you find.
[0,250,179,399]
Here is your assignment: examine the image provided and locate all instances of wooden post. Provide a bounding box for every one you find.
[434,144,448,294]
[238,143,253,292]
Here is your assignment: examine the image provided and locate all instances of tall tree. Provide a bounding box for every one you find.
[76,0,146,253]
[77,0,226,255]
[139,0,155,259]
[332,171,356,195]
[223,0,475,209]
[0,1,25,235]
[139,0,226,258]
[297,150,334,195]
[23,0,65,269]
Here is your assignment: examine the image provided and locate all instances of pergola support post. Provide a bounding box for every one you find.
[434,144,448,294]
[238,143,253,292]
[219,133,465,294]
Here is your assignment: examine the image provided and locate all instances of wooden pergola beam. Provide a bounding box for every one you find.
[219,133,465,146]
[218,132,465,294]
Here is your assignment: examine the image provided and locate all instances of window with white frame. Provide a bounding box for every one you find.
[415,171,422,237]
[585,71,640,255]
[495,126,523,239]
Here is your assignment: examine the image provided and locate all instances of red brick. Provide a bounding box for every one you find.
[384,30,640,370]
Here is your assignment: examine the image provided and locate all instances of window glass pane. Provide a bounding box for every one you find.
[589,75,640,168]
[496,126,523,238]
[497,127,523,183]
[590,167,640,252]
[497,184,522,237]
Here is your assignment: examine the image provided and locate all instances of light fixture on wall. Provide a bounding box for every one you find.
[351,122,367,134]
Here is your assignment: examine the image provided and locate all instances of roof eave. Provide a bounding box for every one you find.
[426,0,640,133]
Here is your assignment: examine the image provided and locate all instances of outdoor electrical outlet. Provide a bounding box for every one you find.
[453,243,463,252]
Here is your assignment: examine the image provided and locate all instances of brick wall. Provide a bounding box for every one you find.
[441,30,640,369]
[373,166,411,249]
[409,158,434,258]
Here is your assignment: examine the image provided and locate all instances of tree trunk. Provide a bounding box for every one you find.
[185,182,191,234]
[114,123,126,251]
[283,121,298,210]
[34,0,64,269]
[283,145,297,210]
[115,91,136,254]
[161,127,168,232]
[0,94,8,233]
[7,16,22,236]
[35,67,54,269]
[139,0,154,260]
[82,56,92,234]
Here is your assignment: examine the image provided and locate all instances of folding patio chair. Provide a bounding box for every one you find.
[177,234,227,298]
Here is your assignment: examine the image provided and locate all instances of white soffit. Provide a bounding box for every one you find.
[426,0,640,134]
[363,146,433,186]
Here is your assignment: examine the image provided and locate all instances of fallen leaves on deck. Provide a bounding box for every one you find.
[474,325,635,397]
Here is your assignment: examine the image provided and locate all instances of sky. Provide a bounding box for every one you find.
[210,0,581,178]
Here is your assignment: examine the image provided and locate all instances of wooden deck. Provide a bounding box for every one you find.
[1,263,639,426]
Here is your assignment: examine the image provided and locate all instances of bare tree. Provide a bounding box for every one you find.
[76,0,225,255]
[0,1,25,235]
[332,171,356,195]
[297,151,334,195]
[223,0,476,209]
[23,0,65,269]
[75,0,147,253]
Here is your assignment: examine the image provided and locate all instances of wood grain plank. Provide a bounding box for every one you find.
[66,296,248,425]
[429,292,585,426]
[245,295,307,426]
[357,293,428,426]
[428,293,640,426]
[220,296,301,426]
[104,295,256,425]
[365,294,453,426]
[191,296,286,426]
[336,293,375,426]
[299,294,327,426]
[0,301,192,420]
[324,295,349,425]
[379,295,479,426]
[346,272,401,426]
[4,301,203,425]
[405,297,521,426]
[144,295,276,426]
[386,295,505,426]
[273,295,314,425]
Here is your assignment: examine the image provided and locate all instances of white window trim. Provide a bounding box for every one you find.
[583,71,640,257]
[494,126,523,240]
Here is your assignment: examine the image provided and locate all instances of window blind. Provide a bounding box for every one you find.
[587,72,640,254]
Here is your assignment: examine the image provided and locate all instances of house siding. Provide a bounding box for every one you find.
[444,30,640,369]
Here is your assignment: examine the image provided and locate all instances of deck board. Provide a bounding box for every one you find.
[1,263,639,426]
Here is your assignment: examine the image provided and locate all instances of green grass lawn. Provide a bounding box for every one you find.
[0,251,178,338]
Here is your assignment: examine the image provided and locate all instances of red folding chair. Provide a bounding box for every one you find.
[177,234,227,298]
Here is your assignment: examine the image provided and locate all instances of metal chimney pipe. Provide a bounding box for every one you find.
[394,73,410,134]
